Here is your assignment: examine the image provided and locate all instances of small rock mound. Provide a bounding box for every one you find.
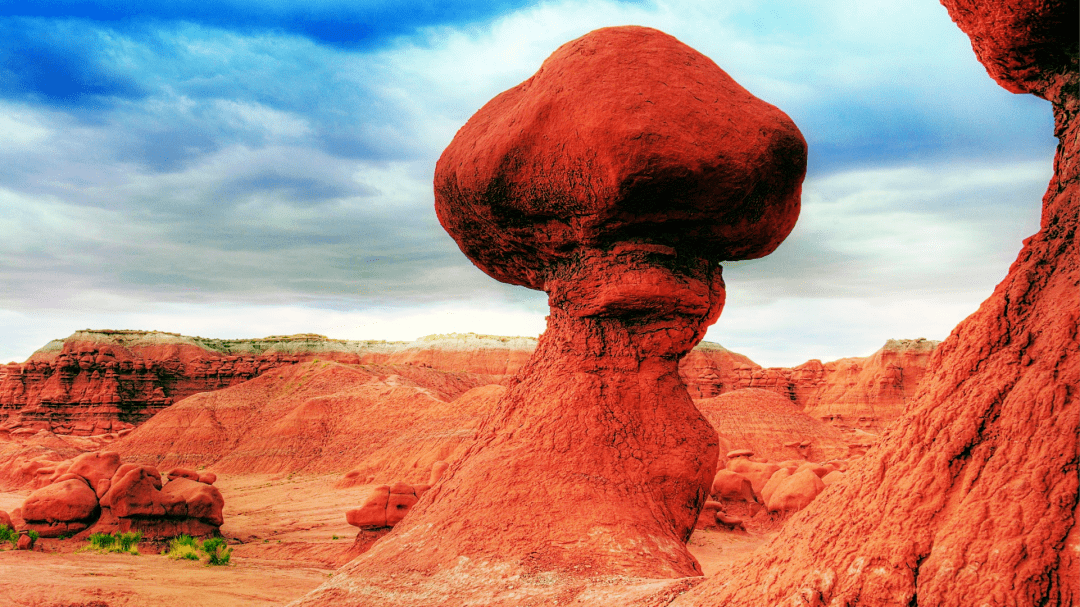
[17,451,223,539]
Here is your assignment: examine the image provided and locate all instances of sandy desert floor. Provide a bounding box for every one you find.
[0,475,773,606]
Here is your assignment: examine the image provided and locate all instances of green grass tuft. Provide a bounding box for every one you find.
[86,531,141,555]
[165,535,232,565]
[201,537,232,566]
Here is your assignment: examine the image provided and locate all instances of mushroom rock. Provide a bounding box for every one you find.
[297,25,805,605]
[670,2,1078,605]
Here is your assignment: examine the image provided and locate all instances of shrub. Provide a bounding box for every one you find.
[166,535,232,565]
[200,537,232,566]
[0,524,17,547]
[116,531,142,554]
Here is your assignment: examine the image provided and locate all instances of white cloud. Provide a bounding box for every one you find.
[0,0,1060,368]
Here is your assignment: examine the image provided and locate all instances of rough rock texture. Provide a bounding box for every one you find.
[293,26,805,606]
[113,360,498,480]
[941,0,1078,100]
[697,388,852,464]
[671,2,1078,605]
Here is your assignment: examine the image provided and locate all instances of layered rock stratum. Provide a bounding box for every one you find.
[1,330,938,438]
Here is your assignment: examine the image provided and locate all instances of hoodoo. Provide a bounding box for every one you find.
[293,25,805,605]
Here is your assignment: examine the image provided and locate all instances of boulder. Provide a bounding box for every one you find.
[711,470,755,502]
[760,468,793,507]
[346,485,391,529]
[822,470,846,486]
[66,451,121,486]
[766,469,826,513]
[21,478,100,524]
[795,462,830,479]
[102,466,166,518]
[385,492,419,526]
[160,477,225,526]
[727,459,781,499]
[166,467,201,482]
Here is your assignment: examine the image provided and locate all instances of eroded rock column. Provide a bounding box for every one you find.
[292,25,805,606]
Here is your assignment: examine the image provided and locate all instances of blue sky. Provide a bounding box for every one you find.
[0,0,1057,366]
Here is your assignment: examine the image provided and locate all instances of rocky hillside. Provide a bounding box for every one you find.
[0,329,939,437]
[671,0,1078,603]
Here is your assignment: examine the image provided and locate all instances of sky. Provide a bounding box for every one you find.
[0,0,1058,367]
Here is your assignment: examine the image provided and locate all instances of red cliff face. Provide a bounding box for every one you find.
[294,25,806,605]
[2,326,937,441]
[671,1,1078,605]
[798,338,939,431]
[683,338,940,432]
[0,331,529,436]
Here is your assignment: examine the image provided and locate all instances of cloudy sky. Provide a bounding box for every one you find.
[0,0,1057,367]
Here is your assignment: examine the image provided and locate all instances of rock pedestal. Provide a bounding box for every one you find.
[292,25,805,606]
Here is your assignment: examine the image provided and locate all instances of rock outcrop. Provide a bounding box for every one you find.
[294,25,805,605]
[112,360,498,480]
[1,326,939,440]
[17,451,224,539]
[0,331,536,436]
[671,1,1078,605]
[697,388,852,463]
[798,338,939,431]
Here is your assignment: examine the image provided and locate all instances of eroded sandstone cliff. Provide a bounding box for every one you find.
[670,1,1078,604]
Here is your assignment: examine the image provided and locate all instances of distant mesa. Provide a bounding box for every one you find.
[0,328,938,445]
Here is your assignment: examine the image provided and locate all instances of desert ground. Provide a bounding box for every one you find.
[0,474,772,606]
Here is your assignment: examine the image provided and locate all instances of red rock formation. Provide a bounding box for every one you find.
[295,25,805,605]
[1,325,939,443]
[679,342,760,398]
[0,331,521,436]
[112,361,498,479]
[697,388,852,464]
[670,1,1078,605]
[798,338,939,431]
[17,451,224,539]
